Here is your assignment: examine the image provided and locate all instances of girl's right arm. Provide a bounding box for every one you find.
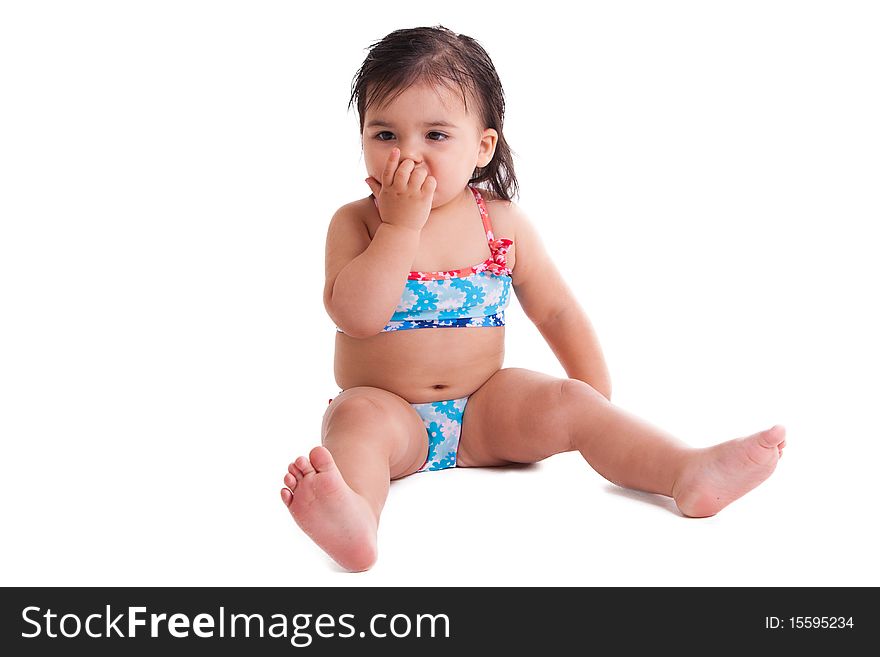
[324,149,436,338]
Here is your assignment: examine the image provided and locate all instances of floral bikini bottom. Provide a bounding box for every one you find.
[409,395,469,472]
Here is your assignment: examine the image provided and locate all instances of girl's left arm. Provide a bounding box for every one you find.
[532,305,612,401]
[510,206,612,400]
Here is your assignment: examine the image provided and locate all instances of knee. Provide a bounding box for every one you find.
[559,378,606,406]
[325,393,385,429]
[557,379,609,444]
[561,377,611,405]
[322,393,389,446]
[322,389,415,453]
[323,392,420,468]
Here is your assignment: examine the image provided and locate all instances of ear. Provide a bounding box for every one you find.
[477,128,499,168]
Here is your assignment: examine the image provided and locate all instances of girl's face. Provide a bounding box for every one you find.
[362,82,498,207]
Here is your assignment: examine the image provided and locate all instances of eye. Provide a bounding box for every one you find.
[427,132,448,141]
[375,131,395,141]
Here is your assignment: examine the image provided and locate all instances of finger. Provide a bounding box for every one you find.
[409,165,428,188]
[392,158,415,189]
[421,175,437,195]
[381,148,400,187]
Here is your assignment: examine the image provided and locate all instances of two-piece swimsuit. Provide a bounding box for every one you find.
[331,185,514,472]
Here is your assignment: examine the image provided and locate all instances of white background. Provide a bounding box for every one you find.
[2,1,878,587]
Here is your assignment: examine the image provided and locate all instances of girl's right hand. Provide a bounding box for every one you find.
[364,148,437,232]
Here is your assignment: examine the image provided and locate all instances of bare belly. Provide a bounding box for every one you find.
[334,327,505,404]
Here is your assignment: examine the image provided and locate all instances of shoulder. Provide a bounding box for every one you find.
[476,189,552,285]
[330,195,376,226]
[475,187,539,245]
[474,188,538,275]
[327,196,380,241]
[324,197,379,275]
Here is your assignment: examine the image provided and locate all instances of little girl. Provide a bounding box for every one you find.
[280,25,786,572]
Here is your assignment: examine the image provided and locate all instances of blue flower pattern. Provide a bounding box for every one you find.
[385,272,511,332]
[410,395,469,472]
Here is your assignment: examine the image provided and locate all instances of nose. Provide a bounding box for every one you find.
[398,137,423,165]
[400,152,423,166]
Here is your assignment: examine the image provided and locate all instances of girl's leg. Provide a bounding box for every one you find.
[281,387,429,571]
[458,368,785,517]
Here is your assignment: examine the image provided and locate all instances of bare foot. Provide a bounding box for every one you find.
[280,446,378,572]
[672,425,787,518]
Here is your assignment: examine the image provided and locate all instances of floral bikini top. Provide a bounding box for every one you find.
[343,185,514,333]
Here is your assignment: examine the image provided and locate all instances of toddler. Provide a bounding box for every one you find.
[280,25,786,572]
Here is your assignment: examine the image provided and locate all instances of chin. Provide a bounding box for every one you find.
[431,189,455,209]
[433,185,469,207]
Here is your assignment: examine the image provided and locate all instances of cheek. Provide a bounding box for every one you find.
[364,149,384,175]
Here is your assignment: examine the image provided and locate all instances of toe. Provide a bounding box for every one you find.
[295,455,315,476]
[284,472,297,489]
[289,462,305,481]
[758,425,786,449]
[280,488,293,507]
[309,446,337,473]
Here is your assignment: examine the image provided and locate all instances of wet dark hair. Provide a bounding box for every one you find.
[348,25,519,202]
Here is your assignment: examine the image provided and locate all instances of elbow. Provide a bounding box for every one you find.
[593,370,612,402]
[325,284,389,339]
[337,323,383,339]
[327,312,380,339]
[598,373,612,402]
[589,381,612,402]
[325,301,386,339]
[582,374,611,402]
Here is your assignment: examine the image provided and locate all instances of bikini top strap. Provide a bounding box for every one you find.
[469,186,499,249]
